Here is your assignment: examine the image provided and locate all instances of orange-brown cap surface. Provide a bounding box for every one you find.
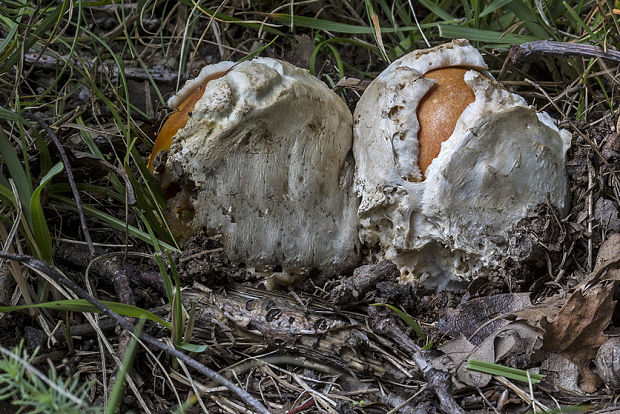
[416,67,476,177]
[148,65,233,170]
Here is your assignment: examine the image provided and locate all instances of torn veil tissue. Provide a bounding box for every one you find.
[150,57,360,288]
[353,39,571,290]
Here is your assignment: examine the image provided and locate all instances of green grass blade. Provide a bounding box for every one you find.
[168,250,184,347]
[49,182,124,206]
[178,1,284,35]
[171,293,183,347]
[325,44,346,77]
[0,127,33,220]
[438,24,538,44]
[176,342,207,353]
[310,37,381,76]
[364,0,389,63]
[75,117,105,158]
[505,1,549,39]
[562,1,595,38]
[595,75,614,115]
[417,0,455,21]
[0,13,20,58]
[472,0,481,29]
[466,359,543,384]
[0,2,67,75]
[131,149,179,245]
[51,194,179,252]
[271,13,373,33]
[32,129,51,177]
[375,0,406,43]
[270,13,431,34]
[74,118,176,245]
[238,35,279,62]
[0,107,19,122]
[154,253,174,308]
[106,318,145,414]
[29,1,83,107]
[479,0,513,17]
[372,303,426,341]
[0,299,171,330]
[0,183,19,216]
[29,162,64,262]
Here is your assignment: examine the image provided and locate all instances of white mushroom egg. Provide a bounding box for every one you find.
[150,58,360,287]
[353,39,571,290]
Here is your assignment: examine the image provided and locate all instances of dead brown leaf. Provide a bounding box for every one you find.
[570,233,620,291]
[582,233,620,287]
[509,293,566,329]
[594,198,620,233]
[540,353,582,394]
[541,283,615,392]
[437,293,531,345]
[436,321,543,388]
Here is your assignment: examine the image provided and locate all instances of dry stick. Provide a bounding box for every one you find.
[476,385,500,414]
[333,77,371,93]
[23,53,186,83]
[385,384,428,414]
[73,152,138,206]
[368,307,464,414]
[55,243,166,294]
[23,113,95,257]
[0,251,271,414]
[206,354,353,388]
[84,249,139,399]
[587,160,594,272]
[286,399,315,414]
[52,318,117,340]
[72,153,138,256]
[509,40,620,64]
[86,253,137,306]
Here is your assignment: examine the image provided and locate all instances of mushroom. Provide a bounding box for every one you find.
[150,58,360,287]
[353,39,571,290]
[149,61,236,170]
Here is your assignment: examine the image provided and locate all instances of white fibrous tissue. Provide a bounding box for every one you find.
[156,58,360,287]
[155,40,571,291]
[352,39,571,290]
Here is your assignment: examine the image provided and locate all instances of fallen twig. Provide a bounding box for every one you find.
[55,243,166,294]
[165,286,393,379]
[0,251,271,414]
[24,113,95,257]
[368,306,464,414]
[26,318,117,345]
[56,318,117,340]
[86,253,137,306]
[286,398,315,414]
[333,77,372,93]
[509,41,620,64]
[82,251,139,398]
[23,53,186,84]
[328,261,398,305]
[72,152,137,207]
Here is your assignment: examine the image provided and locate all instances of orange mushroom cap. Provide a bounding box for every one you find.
[148,70,230,170]
[416,67,477,178]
